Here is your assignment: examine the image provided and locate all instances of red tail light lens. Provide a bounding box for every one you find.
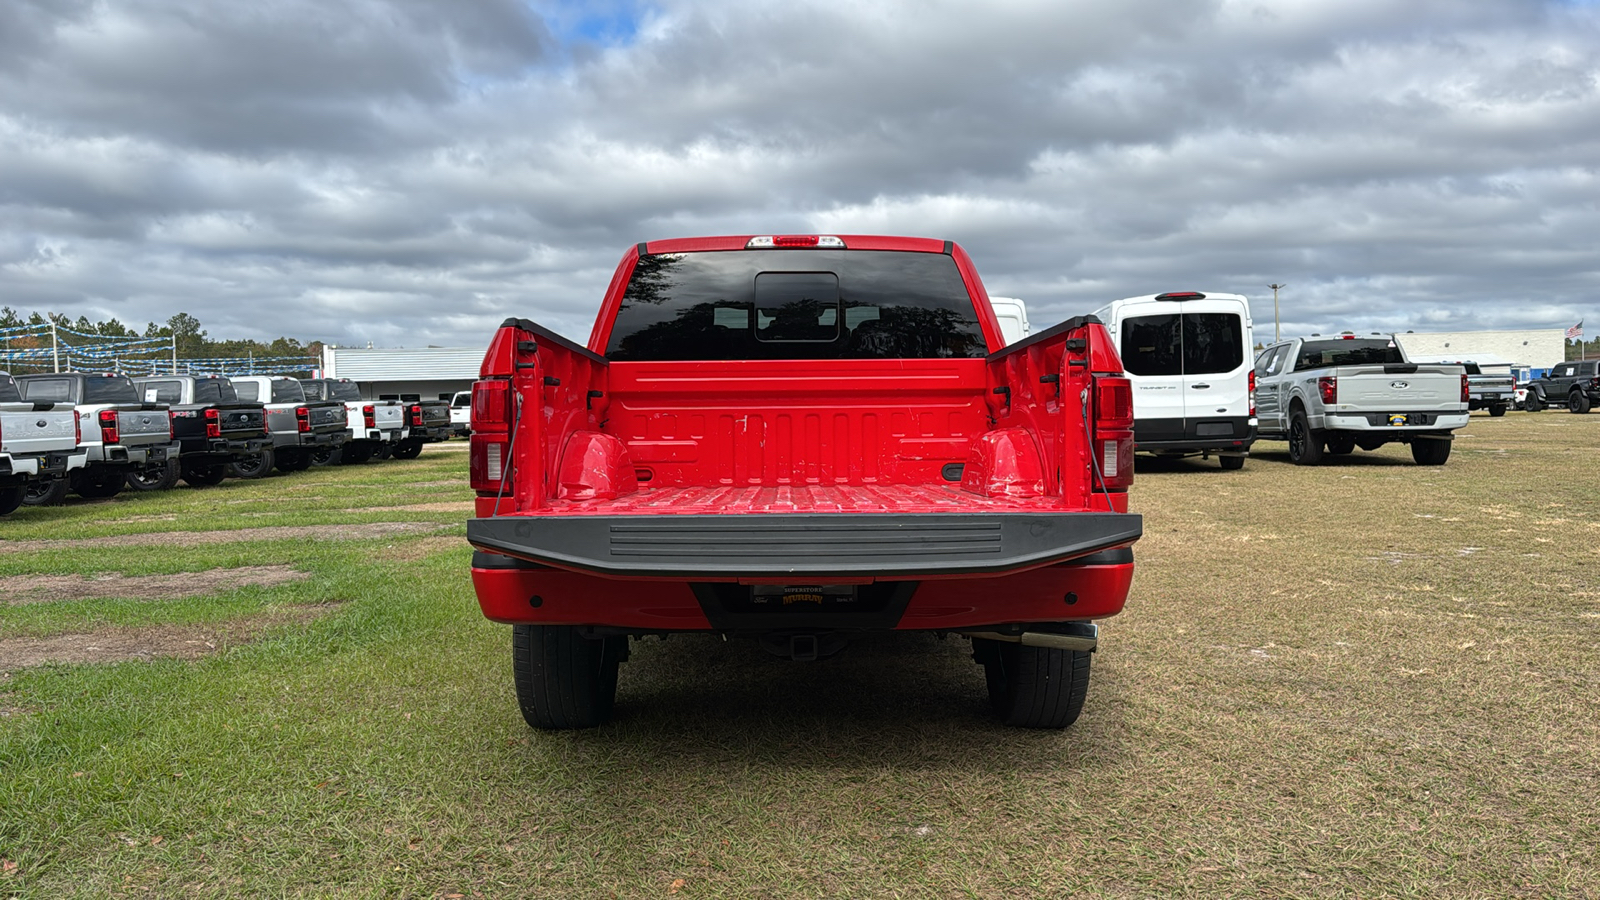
[204,407,220,438]
[472,379,512,429]
[295,406,311,433]
[98,409,120,444]
[1318,376,1337,405]
[1248,370,1257,418]
[410,404,423,427]
[470,379,514,494]
[75,410,82,445]
[167,411,174,440]
[1092,375,1134,491]
[1461,373,1470,404]
[362,404,375,429]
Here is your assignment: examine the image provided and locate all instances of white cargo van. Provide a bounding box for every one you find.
[1091,291,1257,469]
[989,297,1031,345]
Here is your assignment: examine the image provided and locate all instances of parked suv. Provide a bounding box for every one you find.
[1524,360,1600,413]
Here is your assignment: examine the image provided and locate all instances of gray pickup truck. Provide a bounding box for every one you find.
[298,378,406,465]
[1253,335,1469,465]
[230,375,349,472]
[1410,358,1515,416]
[0,372,88,514]
[16,372,178,503]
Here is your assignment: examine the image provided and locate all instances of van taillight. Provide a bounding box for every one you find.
[1248,369,1257,418]
[204,407,221,438]
[470,379,513,493]
[296,406,311,433]
[362,405,375,429]
[409,404,423,427]
[1462,373,1470,404]
[1092,375,1134,491]
[1318,376,1337,405]
[99,409,120,444]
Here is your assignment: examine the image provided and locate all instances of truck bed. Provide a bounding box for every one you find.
[531,482,1077,515]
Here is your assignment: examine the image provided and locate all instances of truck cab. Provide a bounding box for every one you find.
[16,372,178,503]
[230,375,349,472]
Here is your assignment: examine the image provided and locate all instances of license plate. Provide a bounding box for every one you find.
[1387,414,1408,426]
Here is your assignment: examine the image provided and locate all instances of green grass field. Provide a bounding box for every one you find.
[1,419,1597,898]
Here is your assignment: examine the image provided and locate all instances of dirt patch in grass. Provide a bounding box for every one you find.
[0,565,309,606]
[347,501,473,514]
[0,521,450,554]
[375,535,468,562]
[0,603,342,672]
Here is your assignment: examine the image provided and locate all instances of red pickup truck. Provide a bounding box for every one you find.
[467,235,1142,729]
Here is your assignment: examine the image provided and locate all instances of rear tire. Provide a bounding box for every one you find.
[340,443,374,465]
[512,625,625,730]
[1488,404,1507,417]
[1569,392,1592,414]
[125,460,179,492]
[977,638,1092,729]
[1287,410,1324,465]
[22,477,69,507]
[1411,436,1452,465]
[72,466,125,499]
[0,485,23,516]
[228,447,275,479]
[309,446,342,467]
[1325,434,1356,455]
[373,442,394,461]
[390,440,423,460]
[274,450,310,473]
[180,460,228,487]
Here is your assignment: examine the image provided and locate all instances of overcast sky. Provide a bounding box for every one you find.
[2,0,1598,350]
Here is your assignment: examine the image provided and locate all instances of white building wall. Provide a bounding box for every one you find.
[1394,329,1566,370]
[320,346,486,400]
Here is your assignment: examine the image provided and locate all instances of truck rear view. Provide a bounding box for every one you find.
[467,235,1143,728]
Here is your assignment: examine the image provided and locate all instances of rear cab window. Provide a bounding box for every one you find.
[271,380,305,403]
[0,375,22,403]
[83,376,138,404]
[1294,339,1404,371]
[603,250,987,361]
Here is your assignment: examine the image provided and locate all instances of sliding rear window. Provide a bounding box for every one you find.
[1294,339,1404,371]
[605,250,986,361]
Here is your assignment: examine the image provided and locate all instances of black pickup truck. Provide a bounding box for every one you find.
[230,375,349,472]
[1524,360,1600,413]
[132,376,270,486]
[380,393,451,459]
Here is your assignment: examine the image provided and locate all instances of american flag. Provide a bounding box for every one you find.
[1569,321,1584,340]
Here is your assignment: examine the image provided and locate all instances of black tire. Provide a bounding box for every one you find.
[1325,434,1356,455]
[1525,389,1544,412]
[1219,454,1245,470]
[977,638,1092,729]
[125,460,179,492]
[274,450,310,474]
[1411,436,1452,466]
[309,446,342,467]
[1287,409,1324,466]
[1569,392,1592,414]
[340,443,374,465]
[22,477,69,507]
[72,466,125,499]
[180,460,228,487]
[228,447,275,479]
[390,440,423,460]
[1488,404,1507,418]
[0,485,23,516]
[372,442,394,461]
[512,625,626,730]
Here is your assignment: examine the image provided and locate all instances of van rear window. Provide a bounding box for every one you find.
[1120,313,1243,377]
[605,250,987,361]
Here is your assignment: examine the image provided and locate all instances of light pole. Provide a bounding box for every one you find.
[1267,284,1286,342]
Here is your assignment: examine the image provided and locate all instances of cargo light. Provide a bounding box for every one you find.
[1318,376,1337,405]
[362,404,375,430]
[204,407,221,439]
[295,406,311,433]
[745,235,846,249]
[99,409,120,444]
[1154,291,1206,301]
[1092,375,1135,491]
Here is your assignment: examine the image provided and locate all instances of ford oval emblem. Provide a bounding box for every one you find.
[1390,381,1409,389]
[141,416,152,425]
[36,419,46,428]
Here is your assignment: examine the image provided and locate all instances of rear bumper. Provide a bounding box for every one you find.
[467,511,1143,579]
[299,429,348,448]
[0,450,87,478]
[1321,412,1470,431]
[1134,416,1256,454]
[470,547,1136,631]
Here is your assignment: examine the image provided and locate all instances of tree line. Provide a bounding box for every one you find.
[0,309,323,365]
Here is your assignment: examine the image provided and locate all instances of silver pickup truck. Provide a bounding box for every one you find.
[0,372,88,514]
[1253,335,1469,465]
[16,372,179,503]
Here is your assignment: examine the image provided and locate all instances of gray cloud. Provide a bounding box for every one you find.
[0,0,1597,352]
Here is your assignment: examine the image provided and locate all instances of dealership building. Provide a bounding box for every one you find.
[319,345,486,400]
[1394,328,1568,376]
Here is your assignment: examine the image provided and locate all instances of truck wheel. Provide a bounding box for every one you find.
[341,443,374,465]
[512,625,625,730]
[1525,390,1544,412]
[1218,454,1244,470]
[373,442,394,461]
[1325,434,1356,455]
[390,440,423,460]
[228,448,275,479]
[1287,410,1324,465]
[125,461,179,492]
[1488,404,1507,417]
[0,485,23,516]
[180,460,228,487]
[1411,436,1452,466]
[273,450,308,474]
[22,477,68,507]
[309,446,342,467]
[73,467,125,499]
[1569,392,1592,414]
[976,638,1091,728]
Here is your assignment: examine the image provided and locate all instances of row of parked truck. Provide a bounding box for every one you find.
[0,372,453,512]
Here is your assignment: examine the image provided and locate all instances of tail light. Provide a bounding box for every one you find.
[410,404,423,427]
[98,409,120,444]
[75,410,82,445]
[362,404,375,430]
[296,406,311,433]
[470,378,513,493]
[1247,369,1257,418]
[1091,375,1134,491]
[167,411,174,440]
[1462,373,1471,404]
[204,407,221,439]
[1318,376,1337,405]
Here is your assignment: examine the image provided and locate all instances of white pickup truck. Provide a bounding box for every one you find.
[1253,334,1469,465]
[297,378,406,464]
[16,372,179,503]
[0,372,88,514]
